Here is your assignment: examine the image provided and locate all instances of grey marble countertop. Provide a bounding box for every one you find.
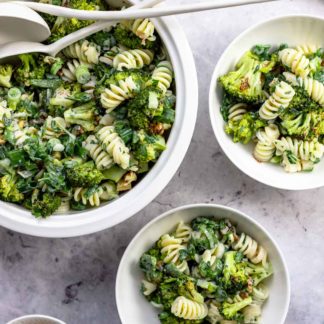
[1,0,324,323]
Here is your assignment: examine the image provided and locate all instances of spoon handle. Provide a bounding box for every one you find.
[48,0,163,56]
[14,0,278,21]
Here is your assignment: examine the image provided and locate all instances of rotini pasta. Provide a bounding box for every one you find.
[100,76,139,112]
[113,49,154,70]
[253,124,280,162]
[83,135,114,170]
[279,48,311,78]
[274,137,324,172]
[296,44,320,56]
[96,126,130,170]
[42,116,66,139]
[151,61,173,93]
[63,40,100,65]
[61,59,82,83]
[171,296,208,320]
[73,186,104,207]
[283,72,324,106]
[259,81,295,120]
[232,233,268,266]
[174,221,192,243]
[159,234,189,272]
[207,301,224,324]
[228,103,248,121]
[124,19,156,44]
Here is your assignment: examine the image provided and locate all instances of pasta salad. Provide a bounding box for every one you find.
[0,16,175,217]
[139,217,272,323]
[218,44,324,173]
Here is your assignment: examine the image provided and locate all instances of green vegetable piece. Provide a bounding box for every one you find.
[0,64,13,88]
[0,174,24,203]
[7,87,22,111]
[222,297,252,319]
[30,79,63,89]
[67,161,104,187]
[75,64,91,84]
[30,192,61,218]
[102,165,127,183]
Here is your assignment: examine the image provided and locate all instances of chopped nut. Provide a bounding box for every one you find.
[18,120,25,129]
[117,171,137,192]
[150,122,164,135]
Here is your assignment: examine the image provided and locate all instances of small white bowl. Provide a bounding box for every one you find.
[209,15,324,190]
[0,0,198,237]
[116,204,290,324]
[7,314,65,324]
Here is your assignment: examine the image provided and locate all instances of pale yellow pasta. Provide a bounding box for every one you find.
[113,49,154,70]
[171,296,208,320]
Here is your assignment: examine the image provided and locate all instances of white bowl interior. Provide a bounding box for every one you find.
[116,204,290,324]
[0,0,198,237]
[209,15,324,190]
[7,315,65,324]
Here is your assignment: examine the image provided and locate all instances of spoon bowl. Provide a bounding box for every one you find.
[0,3,50,46]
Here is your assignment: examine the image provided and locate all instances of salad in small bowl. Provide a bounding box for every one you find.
[209,15,324,190]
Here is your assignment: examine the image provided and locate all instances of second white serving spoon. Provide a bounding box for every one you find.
[0,0,162,62]
[0,2,50,45]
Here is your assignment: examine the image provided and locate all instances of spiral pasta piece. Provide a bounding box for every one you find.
[125,19,156,44]
[252,284,269,305]
[283,72,324,106]
[174,221,192,243]
[253,124,280,162]
[55,197,71,214]
[62,40,99,65]
[232,233,268,266]
[171,296,208,320]
[61,59,81,82]
[274,137,324,172]
[296,44,320,56]
[228,103,248,121]
[96,126,130,169]
[159,234,189,274]
[73,186,104,207]
[100,76,139,112]
[141,279,157,296]
[242,304,262,324]
[151,61,173,93]
[259,81,295,120]
[279,48,311,78]
[113,49,154,70]
[207,301,224,324]
[83,135,114,170]
[42,116,66,139]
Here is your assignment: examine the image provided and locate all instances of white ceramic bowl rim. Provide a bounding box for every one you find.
[7,314,65,324]
[209,14,324,190]
[0,1,198,237]
[116,203,291,324]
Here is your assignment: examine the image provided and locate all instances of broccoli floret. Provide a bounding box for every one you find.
[188,217,219,254]
[198,258,223,280]
[15,54,46,86]
[226,112,266,144]
[219,51,274,103]
[288,86,321,112]
[66,161,104,187]
[281,112,313,138]
[132,130,166,162]
[245,262,273,286]
[30,192,61,218]
[113,25,157,50]
[177,278,204,304]
[139,253,163,284]
[222,297,252,320]
[75,64,91,84]
[223,251,248,293]
[39,159,67,192]
[64,102,96,131]
[0,174,24,203]
[49,86,75,108]
[0,64,13,88]
[128,106,150,130]
[46,0,108,43]
[105,70,148,88]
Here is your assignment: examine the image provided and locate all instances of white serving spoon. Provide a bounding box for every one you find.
[0,0,162,62]
[12,0,278,21]
[0,2,50,45]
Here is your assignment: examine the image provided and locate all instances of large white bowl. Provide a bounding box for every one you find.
[209,15,324,190]
[116,204,290,324]
[0,0,198,237]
